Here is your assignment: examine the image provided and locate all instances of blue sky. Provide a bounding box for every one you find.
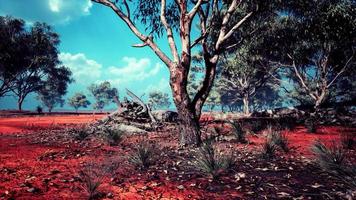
[0,0,174,111]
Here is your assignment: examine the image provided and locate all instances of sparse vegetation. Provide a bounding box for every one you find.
[79,163,105,200]
[311,140,346,171]
[191,141,235,180]
[103,127,124,146]
[128,142,157,170]
[305,117,317,133]
[261,137,277,160]
[340,132,355,149]
[74,125,90,141]
[269,129,289,153]
[230,121,247,143]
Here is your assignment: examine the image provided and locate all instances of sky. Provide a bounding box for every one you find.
[0,0,173,111]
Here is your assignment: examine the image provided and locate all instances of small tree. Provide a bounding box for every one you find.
[148,91,171,110]
[88,81,118,112]
[68,93,91,113]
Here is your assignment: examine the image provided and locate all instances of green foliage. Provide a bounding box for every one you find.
[88,81,118,111]
[311,140,346,172]
[128,142,157,170]
[103,127,124,146]
[0,16,72,110]
[68,93,91,112]
[230,121,247,143]
[148,91,171,110]
[192,142,235,180]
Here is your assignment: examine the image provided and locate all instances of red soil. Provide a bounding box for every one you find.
[0,115,355,199]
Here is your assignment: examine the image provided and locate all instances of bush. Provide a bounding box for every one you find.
[36,106,43,114]
[74,126,89,141]
[192,141,235,180]
[230,121,247,143]
[79,163,105,200]
[341,132,355,149]
[249,120,264,133]
[128,142,157,170]
[305,117,317,133]
[311,140,346,171]
[261,137,277,159]
[269,129,289,153]
[103,128,124,146]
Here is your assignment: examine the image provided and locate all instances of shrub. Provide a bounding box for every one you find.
[340,132,355,149]
[128,142,157,170]
[311,140,346,171]
[191,141,235,180]
[79,163,105,200]
[74,126,89,141]
[269,129,289,153]
[261,137,277,159]
[230,121,247,143]
[249,120,264,133]
[103,128,124,146]
[305,117,317,133]
[36,106,43,114]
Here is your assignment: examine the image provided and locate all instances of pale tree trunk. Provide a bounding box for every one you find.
[242,95,250,115]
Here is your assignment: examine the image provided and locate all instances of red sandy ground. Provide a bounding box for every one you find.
[0,115,355,199]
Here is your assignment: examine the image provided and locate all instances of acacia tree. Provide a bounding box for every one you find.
[68,93,91,113]
[88,81,119,112]
[92,0,271,145]
[262,0,355,110]
[148,91,171,110]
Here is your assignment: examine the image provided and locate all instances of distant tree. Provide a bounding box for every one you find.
[37,66,73,112]
[261,0,355,110]
[148,91,171,110]
[88,81,118,111]
[204,85,221,112]
[68,93,91,113]
[0,16,69,111]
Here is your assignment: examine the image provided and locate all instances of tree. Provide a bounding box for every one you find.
[37,66,73,112]
[68,93,91,112]
[261,0,355,110]
[92,0,273,145]
[0,16,68,111]
[148,91,171,110]
[0,16,28,97]
[88,81,119,111]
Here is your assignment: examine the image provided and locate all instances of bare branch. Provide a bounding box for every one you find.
[188,0,205,20]
[222,12,253,42]
[327,51,354,88]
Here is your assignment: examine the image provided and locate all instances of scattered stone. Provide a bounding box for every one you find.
[177,185,185,190]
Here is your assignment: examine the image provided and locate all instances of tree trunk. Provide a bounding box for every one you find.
[17,97,24,111]
[242,95,250,115]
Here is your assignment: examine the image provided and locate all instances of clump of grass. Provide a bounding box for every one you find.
[79,163,105,200]
[103,127,124,146]
[74,125,89,141]
[128,142,157,170]
[249,120,264,134]
[311,140,346,171]
[230,121,247,143]
[340,132,355,149]
[261,137,277,159]
[305,117,317,133]
[191,141,235,180]
[269,129,289,153]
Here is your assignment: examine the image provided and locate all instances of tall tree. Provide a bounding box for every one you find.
[148,91,171,110]
[92,0,274,145]
[261,0,355,110]
[88,81,119,112]
[68,93,91,113]
[37,66,73,112]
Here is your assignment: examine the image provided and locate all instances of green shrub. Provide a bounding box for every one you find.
[230,121,247,143]
[128,142,156,170]
[311,140,345,171]
[191,141,235,180]
[103,128,124,146]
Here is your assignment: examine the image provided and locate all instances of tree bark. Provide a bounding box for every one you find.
[242,95,250,115]
[17,97,24,111]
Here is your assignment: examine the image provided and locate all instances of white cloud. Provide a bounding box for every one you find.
[0,0,92,24]
[59,52,102,84]
[143,78,171,95]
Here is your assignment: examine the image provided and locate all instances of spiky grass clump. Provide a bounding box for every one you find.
[128,142,157,170]
[74,125,90,141]
[340,132,355,149]
[192,142,235,180]
[103,128,124,146]
[311,140,346,171]
[230,121,247,143]
[269,129,289,153]
[261,137,277,159]
[79,163,105,200]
